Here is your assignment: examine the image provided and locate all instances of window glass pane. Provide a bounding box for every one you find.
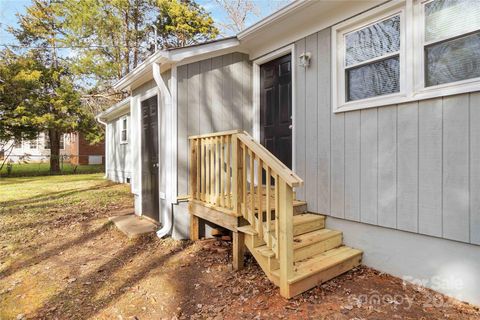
[121,130,127,142]
[60,136,64,149]
[425,32,480,87]
[425,0,480,43]
[345,15,400,66]
[347,56,400,101]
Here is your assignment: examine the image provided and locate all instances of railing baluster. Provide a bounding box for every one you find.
[275,174,279,258]
[211,137,215,204]
[257,157,263,240]
[189,138,197,199]
[220,136,224,207]
[200,139,206,201]
[266,166,271,246]
[215,136,220,206]
[226,135,231,209]
[242,144,247,219]
[206,138,210,203]
[196,138,200,200]
[249,150,255,228]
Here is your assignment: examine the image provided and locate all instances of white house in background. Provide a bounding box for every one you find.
[97,97,132,183]
[106,0,480,304]
[2,132,67,162]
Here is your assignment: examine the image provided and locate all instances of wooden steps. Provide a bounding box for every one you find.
[238,211,362,298]
[271,246,362,297]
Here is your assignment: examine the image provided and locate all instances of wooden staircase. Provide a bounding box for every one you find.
[188,130,362,298]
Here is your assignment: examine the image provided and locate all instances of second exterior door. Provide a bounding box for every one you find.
[141,95,159,221]
[260,54,293,169]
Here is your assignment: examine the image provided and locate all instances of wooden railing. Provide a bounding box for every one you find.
[189,130,303,292]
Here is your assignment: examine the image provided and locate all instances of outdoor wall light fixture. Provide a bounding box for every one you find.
[299,52,311,68]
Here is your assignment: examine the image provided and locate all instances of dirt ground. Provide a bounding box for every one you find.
[1,175,479,319]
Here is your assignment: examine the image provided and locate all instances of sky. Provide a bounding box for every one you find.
[0,0,290,48]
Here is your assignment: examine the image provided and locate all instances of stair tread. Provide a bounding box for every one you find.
[237,225,257,235]
[293,229,342,249]
[271,246,362,284]
[266,213,325,230]
[256,229,342,258]
[256,245,275,258]
[293,200,307,207]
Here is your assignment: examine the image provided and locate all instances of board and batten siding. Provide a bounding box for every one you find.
[294,27,480,246]
[106,114,131,183]
[177,52,252,196]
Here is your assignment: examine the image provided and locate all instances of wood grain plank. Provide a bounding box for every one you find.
[470,92,480,245]
[294,38,307,201]
[317,28,331,214]
[378,105,397,228]
[305,33,318,211]
[397,102,418,232]
[177,66,189,195]
[360,108,378,224]
[345,111,361,221]
[199,59,212,134]
[211,56,224,132]
[443,94,469,242]
[331,112,345,218]
[418,98,442,237]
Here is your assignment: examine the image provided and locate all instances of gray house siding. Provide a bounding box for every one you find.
[294,27,480,246]
[177,52,252,197]
[173,52,252,239]
[106,114,131,183]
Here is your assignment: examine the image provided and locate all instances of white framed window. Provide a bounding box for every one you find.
[332,0,480,112]
[414,0,480,96]
[29,137,38,149]
[120,116,128,144]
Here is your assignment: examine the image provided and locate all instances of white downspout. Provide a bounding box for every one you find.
[153,62,174,238]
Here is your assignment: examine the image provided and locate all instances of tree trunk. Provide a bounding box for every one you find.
[49,129,61,174]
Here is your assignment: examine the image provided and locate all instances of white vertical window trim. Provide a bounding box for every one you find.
[413,0,480,99]
[120,115,128,144]
[332,0,480,113]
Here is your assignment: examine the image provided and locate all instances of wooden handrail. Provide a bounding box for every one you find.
[189,130,298,292]
[236,132,303,188]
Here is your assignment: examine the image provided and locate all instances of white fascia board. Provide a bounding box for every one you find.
[237,0,311,40]
[96,97,131,122]
[113,51,170,91]
[113,38,240,92]
[169,37,240,62]
[241,0,386,60]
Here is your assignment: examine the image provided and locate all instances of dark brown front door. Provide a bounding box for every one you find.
[141,95,159,221]
[260,54,292,169]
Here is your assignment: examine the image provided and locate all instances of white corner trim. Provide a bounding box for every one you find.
[252,44,296,172]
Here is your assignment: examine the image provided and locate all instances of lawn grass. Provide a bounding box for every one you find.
[0,162,104,177]
[0,174,132,246]
[0,174,134,319]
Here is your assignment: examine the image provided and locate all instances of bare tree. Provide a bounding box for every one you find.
[215,0,259,34]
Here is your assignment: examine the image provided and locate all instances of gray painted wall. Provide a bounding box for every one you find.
[173,52,252,239]
[106,114,131,183]
[294,28,480,246]
[176,52,252,197]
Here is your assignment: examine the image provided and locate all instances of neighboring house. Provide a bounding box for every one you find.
[2,132,68,162]
[64,132,105,165]
[1,132,104,165]
[108,0,480,304]
[97,98,132,183]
